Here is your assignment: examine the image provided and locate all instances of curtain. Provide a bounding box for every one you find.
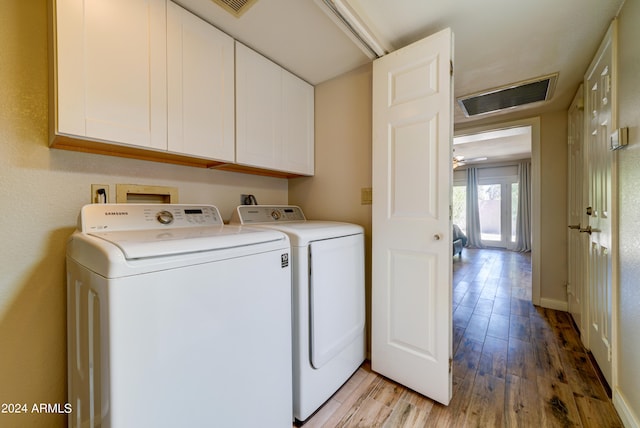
[465,167,484,248]
[515,160,532,252]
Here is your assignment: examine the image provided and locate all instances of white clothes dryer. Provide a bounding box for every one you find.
[230,205,365,422]
[66,204,293,428]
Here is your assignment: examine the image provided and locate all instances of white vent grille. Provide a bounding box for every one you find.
[210,0,258,17]
[457,73,559,117]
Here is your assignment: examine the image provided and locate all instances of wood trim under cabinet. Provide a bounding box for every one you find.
[213,162,308,179]
[50,134,309,179]
[51,134,227,169]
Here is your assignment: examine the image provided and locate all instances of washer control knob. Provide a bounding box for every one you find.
[156,210,174,225]
[271,210,281,220]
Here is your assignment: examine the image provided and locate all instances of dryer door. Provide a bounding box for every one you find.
[309,234,365,369]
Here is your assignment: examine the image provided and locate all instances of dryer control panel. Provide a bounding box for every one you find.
[232,205,306,224]
[79,204,223,232]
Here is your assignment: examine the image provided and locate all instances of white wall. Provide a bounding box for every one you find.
[0,2,287,426]
[614,0,640,424]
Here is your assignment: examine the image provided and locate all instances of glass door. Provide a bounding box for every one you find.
[477,183,502,245]
[478,178,518,248]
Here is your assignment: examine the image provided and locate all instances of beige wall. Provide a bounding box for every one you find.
[537,110,569,304]
[0,2,287,426]
[289,64,373,351]
[615,0,640,423]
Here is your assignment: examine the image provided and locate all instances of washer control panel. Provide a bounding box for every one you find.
[233,205,306,224]
[79,204,223,232]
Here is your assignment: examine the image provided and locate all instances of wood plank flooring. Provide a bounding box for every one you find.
[300,248,623,427]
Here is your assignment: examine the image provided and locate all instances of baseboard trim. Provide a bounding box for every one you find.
[539,298,568,311]
[614,388,640,428]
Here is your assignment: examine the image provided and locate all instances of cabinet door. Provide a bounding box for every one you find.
[236,42,315,175]
[235,42,282,170]
[55,0,167,149]
[282,70,314,175]
[167,2,235,161]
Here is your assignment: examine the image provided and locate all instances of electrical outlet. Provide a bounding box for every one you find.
[91,184,110,204]
[240,194,258,204]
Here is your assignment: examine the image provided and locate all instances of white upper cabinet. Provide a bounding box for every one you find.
[167,2,235,162]
[52,0,312,175]
[236,42,314,176]
[53,0,234,162]
[235,42,283,170]
[54,0,168,149]
[281,69,315,175]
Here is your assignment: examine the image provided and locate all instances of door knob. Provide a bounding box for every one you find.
[568,224,581,230]
[579,225,601,235]
[434,234,442,241]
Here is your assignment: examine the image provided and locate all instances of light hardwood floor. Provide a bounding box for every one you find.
[299,248,623,427]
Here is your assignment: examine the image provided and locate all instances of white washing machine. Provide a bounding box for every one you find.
[230,205,365,422]
[67,204,293,428]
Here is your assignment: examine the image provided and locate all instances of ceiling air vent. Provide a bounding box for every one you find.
[457,73,558,117]
[210,0,258,18]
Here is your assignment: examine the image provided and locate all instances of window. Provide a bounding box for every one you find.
[452,166,521,249]
[452,185,466,235]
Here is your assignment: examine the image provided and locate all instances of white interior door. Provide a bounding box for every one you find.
[372,28,453,405]
[584,20,616,386]
[567,85,586,335]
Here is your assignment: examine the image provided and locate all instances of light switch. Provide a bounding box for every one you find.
[361,188,372,205]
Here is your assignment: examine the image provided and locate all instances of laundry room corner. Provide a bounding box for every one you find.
[289,63,374,354]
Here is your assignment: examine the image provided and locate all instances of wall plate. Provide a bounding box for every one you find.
[115,184,178,203]
[610,127,628,150]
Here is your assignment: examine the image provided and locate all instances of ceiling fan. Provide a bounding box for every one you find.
[452,154,488,169]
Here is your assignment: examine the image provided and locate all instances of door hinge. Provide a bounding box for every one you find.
[450,60,454,76]
[449,357,453,373]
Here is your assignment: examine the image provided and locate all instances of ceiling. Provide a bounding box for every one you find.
[453,126,532,167]
[174,0,624,161]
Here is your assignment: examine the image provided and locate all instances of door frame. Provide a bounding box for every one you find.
[567,84,587,338]
[454,117,541,305]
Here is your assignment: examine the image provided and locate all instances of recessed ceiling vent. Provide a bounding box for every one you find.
[210,0,258,18]
[457,73,558,117]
